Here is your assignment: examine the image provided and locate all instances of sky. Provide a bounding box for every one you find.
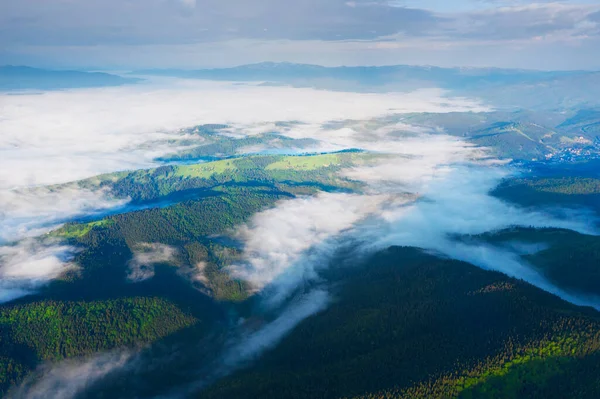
[1,0,600,70]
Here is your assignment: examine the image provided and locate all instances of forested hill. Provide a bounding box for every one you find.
[197,247,600,399]
[68,152,372,203]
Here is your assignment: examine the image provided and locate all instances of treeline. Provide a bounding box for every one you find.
[111,189,285,246]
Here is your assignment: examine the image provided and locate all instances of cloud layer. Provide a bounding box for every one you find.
[0,80,485,303]
[2,1,598,45]
[227,120,600,359]
[2,1,599,69]
[3,76,599,397]
[0,81,484,188]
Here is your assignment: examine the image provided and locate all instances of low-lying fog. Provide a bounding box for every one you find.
[2,78,598,399]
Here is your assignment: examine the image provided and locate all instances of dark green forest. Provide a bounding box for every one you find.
[493,176,600,213]
[0,298,196,393]
[469,227,600,297]
[198,247,600,399]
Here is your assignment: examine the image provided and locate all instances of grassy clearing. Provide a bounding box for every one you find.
[50,219,114,239]
[266,154,344,171]
[174,159,238,179]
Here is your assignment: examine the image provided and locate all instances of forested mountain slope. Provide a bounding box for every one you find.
[198,247,600,399]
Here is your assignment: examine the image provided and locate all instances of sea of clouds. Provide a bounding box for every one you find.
[0,78,487,303]
[3,77,599,398]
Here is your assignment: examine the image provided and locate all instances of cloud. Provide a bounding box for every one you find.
[0,82,485,189]
[223,289,329,367]
[228,123,487,306]
[228,130,599,349]
[365,164,600,309]
[2,0,600,70]
[180,0,197,8]
[0,185,125,302]
[0,0,438,46]
[6,351,132,399]
[0,186,126,244]
[356,164,600,309]
[231,192,390,306]
[2,0,598,47]
[438,3,600,42]
[127,243,177,282]
[0,79,484,304]
[0,239,75,303]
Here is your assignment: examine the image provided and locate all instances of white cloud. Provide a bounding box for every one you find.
[0,81,487,189]
[229,123,488,305]
[366,164,600,309]
[230,130,599,327]
[231,192,391,306]
[6,351,132,399]
[0,239,75,303]
[0,79,486,304]
[127,243,177,282]
[0,186,126,244]
[0,185,126,302]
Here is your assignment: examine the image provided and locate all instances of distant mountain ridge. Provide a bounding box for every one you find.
[134,61,580,86]
[0,65,141,91]
[132,62,600,110]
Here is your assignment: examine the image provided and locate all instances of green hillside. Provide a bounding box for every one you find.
[4,150,600,398]
[71,152,370,203]
[0,297,197,394]
[48,153,378,303]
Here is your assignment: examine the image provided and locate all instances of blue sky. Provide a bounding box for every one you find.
[1,0,599,70]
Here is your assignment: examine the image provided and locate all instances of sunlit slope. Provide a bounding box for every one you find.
[0,298,196,393]
[47,153,378,302]
[68,152,372,203]
[198,247,600,399]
